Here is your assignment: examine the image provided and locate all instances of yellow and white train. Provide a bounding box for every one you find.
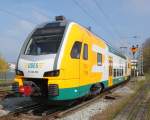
[13,16,131,102]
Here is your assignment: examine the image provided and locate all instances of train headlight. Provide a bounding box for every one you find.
[15,69,24,76]
[43,70,60,77]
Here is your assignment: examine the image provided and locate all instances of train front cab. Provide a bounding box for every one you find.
[13,22,108,103]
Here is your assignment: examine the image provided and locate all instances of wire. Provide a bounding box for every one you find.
[94,0,122,40]
[72,0,124,47]
[73,0,97,24]
[31,7,54,21]
[0,8,36,25]
[72,0,111,35]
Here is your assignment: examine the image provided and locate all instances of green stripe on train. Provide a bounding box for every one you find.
[48,84,91,100]
[113,76,125,84]
[48,80,109,100]
[48,77,126,100]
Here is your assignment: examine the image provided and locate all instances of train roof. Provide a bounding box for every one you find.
[81,25,127,59]
[79,23,127,60]
[75,21,127,60]
[35,16,127,60]
[107,44,127,59]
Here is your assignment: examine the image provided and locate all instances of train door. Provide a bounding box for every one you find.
[108,56,113,86]
[79,36,90,96]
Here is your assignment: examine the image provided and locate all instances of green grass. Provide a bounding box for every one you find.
[0,80,7,83]
[144,73,150,119]
[0,79,13,84]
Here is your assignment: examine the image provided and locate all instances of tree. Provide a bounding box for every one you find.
[143,38,150,73]
[0,56,9,80]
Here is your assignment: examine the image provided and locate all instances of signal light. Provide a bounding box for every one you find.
[130,45,138,55]
[19,86,32,96]
[24,86,32,96]
[19,86,25,93]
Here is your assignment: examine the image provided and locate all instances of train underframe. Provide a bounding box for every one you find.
[12,76,130,105]
[12,78,105,105]
[12,78,81,105]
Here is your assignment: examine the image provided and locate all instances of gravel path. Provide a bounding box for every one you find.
[57,98,111,120]
[58,84,134,120]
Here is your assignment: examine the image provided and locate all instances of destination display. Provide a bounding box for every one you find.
[33,27,65,36]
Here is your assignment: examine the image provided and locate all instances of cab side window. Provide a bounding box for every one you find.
[71,41,82,59]
[97,53,102,65]
[83,44,88,60]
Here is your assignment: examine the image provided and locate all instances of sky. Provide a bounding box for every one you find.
[0,0,150,62]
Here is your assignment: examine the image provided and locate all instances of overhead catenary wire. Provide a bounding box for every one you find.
[72,0,113,36]
[72,0,124,52]
[0,8,37,25]
[72,0,98,25]
[94,0,122,40]
[31,7,54,22]
[93,0,131,54]
[72,0,124,49]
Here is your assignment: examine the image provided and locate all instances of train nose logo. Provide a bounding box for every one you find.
[25,63,44,69]
[28,63,38,68]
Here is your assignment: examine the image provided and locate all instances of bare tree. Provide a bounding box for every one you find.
[143,38,150,73]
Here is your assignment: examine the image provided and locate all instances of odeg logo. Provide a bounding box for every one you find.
[28,63,38,68]
[24,62,44,69]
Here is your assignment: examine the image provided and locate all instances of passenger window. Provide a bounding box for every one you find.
[117,69,119,76]
[71,41,82,59]
[122,69,124,76]
[83,44,88,60]
[97,53,102,66]
[120,69,122,76]
[113,69,116,77]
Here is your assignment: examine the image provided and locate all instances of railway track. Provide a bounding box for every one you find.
[0,82,13,87]
[0,90,12,98]
[0,82,14,99]
[0,80,129,120]
[114,81,150,120]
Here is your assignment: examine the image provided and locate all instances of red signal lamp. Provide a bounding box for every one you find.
[19,86,32,96]
[19,86,25,93]
[130,45,138,55]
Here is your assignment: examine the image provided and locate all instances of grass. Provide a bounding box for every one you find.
[0,80,6,83]
[146,98,150,120]
[91,74,149,120]
[0,80,13,84]
[143,73,150,120]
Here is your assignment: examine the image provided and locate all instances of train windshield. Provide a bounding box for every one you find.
[24,25,65,55]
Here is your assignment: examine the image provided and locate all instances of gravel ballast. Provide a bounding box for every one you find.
[58,83,134,120]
